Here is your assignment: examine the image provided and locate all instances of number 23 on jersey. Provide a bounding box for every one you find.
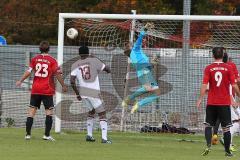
[35,63,49,78]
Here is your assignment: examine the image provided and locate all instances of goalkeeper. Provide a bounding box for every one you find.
[122,23,160,113]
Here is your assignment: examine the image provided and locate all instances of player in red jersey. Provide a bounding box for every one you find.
[213,52,240,151]
[16,41,67,141]
[196,47,240,157]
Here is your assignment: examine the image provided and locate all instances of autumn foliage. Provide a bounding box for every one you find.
[0,0,239,45]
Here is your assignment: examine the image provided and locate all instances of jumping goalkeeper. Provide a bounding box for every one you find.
[122,23,160,113]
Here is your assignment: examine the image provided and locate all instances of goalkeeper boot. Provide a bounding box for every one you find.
[25,135,31,140]
[230,146,237,152]
[201,147,211,156]
[86,135,96,142]
[43,135,55,141]
[122,97,130,108]
[225,151,233,157]
[131,102,139,114]
[101,139,112,144]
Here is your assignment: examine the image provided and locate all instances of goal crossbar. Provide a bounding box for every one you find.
[60,13,240,21]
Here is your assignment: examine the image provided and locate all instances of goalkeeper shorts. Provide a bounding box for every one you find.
[137,67,158,88]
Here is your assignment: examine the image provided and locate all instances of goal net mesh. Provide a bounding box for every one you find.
[60,18,240,132]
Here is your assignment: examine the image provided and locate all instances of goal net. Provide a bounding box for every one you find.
[55,14,240,133]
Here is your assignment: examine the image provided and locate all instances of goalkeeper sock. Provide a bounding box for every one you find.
[100,119,108,140]
[205,126,212,148]
[223,131,231,153]
[87,117,94,137]
[138,94,159,108]
[129,87,146,101]
[26,117,33,135]
[45,115,53,137]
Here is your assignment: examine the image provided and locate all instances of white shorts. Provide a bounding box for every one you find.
[231,106,240,121]
[230,120,240,135]
[82,97,105,113]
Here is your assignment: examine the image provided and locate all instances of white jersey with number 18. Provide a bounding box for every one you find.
[71,57,105,98]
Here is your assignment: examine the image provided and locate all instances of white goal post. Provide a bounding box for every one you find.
[56,13,240,133]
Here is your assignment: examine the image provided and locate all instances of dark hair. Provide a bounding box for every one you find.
[79,46,89,55]
[39,41,50,53]
[124,49,131,57]
[212,47,224,59]
[222,52,228,63]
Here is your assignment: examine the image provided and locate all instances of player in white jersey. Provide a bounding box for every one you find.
[70,46,111,144]
[220,86,240,152]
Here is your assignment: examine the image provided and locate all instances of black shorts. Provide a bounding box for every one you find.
[30,94,54,110]
[204,105,232,128]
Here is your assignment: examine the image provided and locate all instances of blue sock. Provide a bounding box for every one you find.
[138,94,159,108]
[128,87,146,101]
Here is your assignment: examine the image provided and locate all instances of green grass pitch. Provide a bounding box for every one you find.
[0,128,239,160]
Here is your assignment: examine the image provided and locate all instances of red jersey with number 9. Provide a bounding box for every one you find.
[203,62,236,105]
[29,54,60,95]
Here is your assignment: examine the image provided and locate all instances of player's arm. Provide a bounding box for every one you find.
[70,75,81,101]
[53,61,67,92]
[103,65,111,73]
[196,67,209,108]
[232,84,240,99]
[196,84,208,108]
[133,31,145,50]
[133,23,154,51]
[70,67,81,101]
[16,68,32,87]
[56,73,67,92]
[95,57,110,73]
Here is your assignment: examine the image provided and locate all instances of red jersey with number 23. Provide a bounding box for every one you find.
[29,54,60,95]
[203,62,236,105]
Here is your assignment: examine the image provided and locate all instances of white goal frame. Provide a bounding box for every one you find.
[56,13,240,133]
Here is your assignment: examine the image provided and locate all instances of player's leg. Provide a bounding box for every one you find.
[227,107,240,151]
[25,94,40,139]
[122,87,147,107]
[87,109,96,142]
[131,68,160,113]
[42,95,55,141]
[201,105,217,156]
[92,97,112,144]
[122,68,151,107]
[212,118,220,145]
[219,106,233,156]
[213,118,220,135]
[98,111,111,143]
[229,121,238,151]
[138,86,160,107]
[131,88,160,114]
[82,98,96,142]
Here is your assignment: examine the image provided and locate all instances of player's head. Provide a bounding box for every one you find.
[212,47,224,60]
[124,49,131,57]
[39,41,50,53]
[79,46,89,56]
[222,52,228,63]
[123,43,131,57]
